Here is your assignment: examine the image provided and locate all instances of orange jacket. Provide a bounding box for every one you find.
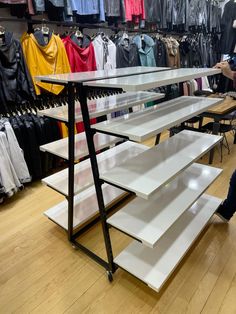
[21,32,71,95]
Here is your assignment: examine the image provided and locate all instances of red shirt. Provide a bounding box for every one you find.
[62,36,97,133]
[62,36,97,72]
[124,0,145,23]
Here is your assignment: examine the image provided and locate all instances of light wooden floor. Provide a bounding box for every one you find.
[0,131,236,314]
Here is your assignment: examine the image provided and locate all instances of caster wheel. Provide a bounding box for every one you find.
[107,271,113,282]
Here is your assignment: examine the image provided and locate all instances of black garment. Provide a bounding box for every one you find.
[220,0,236,54]
[9,113,61,180]
[20,114,42,180]
[10,4,27,18]
[0,32,36,114]
[45,0,64,21]
[153,39,167,67]
[116,38,140,68]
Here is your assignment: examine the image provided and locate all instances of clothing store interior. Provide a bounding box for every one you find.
[0,0,236,312]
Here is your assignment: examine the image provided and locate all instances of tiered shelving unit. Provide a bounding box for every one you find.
[37,66,224,291]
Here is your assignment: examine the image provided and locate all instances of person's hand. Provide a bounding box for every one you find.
[214,61,234,80]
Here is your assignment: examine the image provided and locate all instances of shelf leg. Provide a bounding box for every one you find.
[67,82,75,241]
[78,84,116,273]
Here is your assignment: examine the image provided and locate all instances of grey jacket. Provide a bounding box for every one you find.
[172,0,186,25]
[104,0,120,17]
[187,0,208,27]
[144,0,162,23]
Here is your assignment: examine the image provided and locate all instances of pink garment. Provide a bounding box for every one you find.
[124,0,145,23]
[183,82,189,96]
[27,0,35,14]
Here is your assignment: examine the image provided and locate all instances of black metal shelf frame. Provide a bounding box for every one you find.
[54,80,131,278]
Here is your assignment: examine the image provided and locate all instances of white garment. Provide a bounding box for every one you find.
[202,76,212,92]
[0,132,22,197]
[4,121,31,183]
[92,35,116,70]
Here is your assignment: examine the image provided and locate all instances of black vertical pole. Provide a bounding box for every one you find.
[67,83,75,240]
[78,84,115,273]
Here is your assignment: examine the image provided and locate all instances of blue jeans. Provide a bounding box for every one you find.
[222,169,236,219]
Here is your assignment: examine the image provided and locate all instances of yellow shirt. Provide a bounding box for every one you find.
[21,32,71,95]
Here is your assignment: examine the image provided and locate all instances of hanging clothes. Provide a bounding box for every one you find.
[0,31,36,113]
[0,117,33,199]
[21,31,71,95]
[153,37,168,67]
[116,36,140,68]
[70,0,105,22]
[63,34,97,133]
[62,35,97,72]
[162,37,180,68]
[32,0,72,20]
[0,131,22,197]
[172,0,186,26]
[93,34,116,70]
[2,120,31,184]
[104,0,121,17]
[132,34,156,67]
[220,0,236,54]
[144,0,161,24]
[9,113,61,180]
[124,0,145,24]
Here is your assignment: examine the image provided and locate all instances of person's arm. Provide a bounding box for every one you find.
[214,61,235,80]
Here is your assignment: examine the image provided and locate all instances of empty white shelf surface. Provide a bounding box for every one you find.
[44,184,124,230]
[107,163,222,248]
[114,193,222,292]
[35,66,169,84]
[100,130,222,199]
[93,96,223,142]
[40,132,119,160]
[37,92,164,123]
[42,141,148,196]
[86,68,221,91]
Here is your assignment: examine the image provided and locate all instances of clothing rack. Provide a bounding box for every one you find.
[0,17,210,37]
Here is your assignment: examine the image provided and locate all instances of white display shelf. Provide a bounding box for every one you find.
[37,91,164,123]
[93,96,223,142]
[85,68,221,92]
[44,184,125,230]
[100,130,222,199]
[35,66,169,84]
[40,132,119,160]
[114,194,222,292]
[42,141,148,197]
[107,163,222,248]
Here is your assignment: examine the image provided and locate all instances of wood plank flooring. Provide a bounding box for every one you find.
[0,130,236,314]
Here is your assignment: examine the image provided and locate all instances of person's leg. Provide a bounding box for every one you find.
[216,169,236,221]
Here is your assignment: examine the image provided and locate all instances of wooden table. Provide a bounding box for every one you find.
[200,96,236,163]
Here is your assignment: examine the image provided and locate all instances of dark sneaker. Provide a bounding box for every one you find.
[215,204,230,223]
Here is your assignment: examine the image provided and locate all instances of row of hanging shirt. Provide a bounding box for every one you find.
[0,25,221,111]
[2,0,222,32]
[0,118,31,202]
